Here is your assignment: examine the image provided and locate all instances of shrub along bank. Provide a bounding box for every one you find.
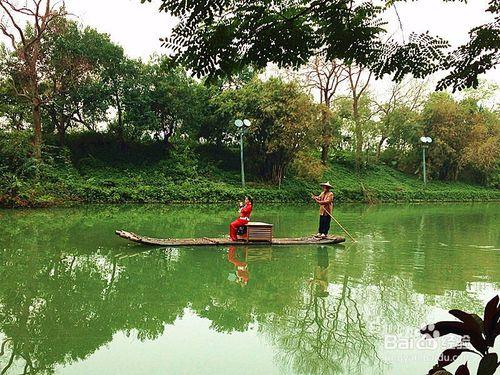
[1,158,498,208]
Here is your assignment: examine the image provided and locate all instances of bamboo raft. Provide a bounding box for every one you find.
[115,230,345,247]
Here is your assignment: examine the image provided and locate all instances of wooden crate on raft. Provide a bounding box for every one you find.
[246,222,273,242]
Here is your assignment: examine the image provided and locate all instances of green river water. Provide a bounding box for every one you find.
[0,203,499,375]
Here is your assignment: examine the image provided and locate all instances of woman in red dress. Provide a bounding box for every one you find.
[229,196,253,241]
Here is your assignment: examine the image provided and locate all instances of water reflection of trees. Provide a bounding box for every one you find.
[264,248,380,375]
[0,245,376,374]
[0,250,114,374]
[0,203,498,374]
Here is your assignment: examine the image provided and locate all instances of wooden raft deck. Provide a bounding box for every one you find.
[115,230,345,247]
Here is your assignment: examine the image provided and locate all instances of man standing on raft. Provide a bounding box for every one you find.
[229,196,253,241]
[312,182,334,239]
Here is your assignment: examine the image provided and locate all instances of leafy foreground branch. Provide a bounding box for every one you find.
[421,295,500,375]
[148,0,499,92]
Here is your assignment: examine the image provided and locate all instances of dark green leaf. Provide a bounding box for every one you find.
[421,321,470,338]
[477,353,499,375]
[438,348,475,368]
[483,295,500,346]
[455,363,470,375]
[448,310,488,354]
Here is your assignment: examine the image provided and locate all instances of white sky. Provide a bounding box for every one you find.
[65,0,175,61]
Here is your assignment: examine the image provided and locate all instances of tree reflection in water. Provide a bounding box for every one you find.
[0,203,497,374]
[0,250,126,374]
[266,247,380,375]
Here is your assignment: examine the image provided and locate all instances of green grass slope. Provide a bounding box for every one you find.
[2,159,498,208]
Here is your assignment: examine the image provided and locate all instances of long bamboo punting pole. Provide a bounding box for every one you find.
[323,210,357,243]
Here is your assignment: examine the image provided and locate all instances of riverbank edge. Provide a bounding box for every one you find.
[2,182,499,208]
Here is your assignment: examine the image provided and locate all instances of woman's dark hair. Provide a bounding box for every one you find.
[245,195,254,205]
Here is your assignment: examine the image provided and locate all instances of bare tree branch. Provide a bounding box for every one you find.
[0,21,16,49]
[0,1,27,45]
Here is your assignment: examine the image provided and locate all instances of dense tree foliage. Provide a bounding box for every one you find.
[41,19,119,144]
[145,0,499,92]
[436,0,500,91]
[0,14,498,207]
[123,57,207,148]
[212,78,319,183]
[422,93,500,184]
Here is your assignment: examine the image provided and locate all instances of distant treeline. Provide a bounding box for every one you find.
[0,17,499,194]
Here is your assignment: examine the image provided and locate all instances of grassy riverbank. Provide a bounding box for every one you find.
[1,156,498,208]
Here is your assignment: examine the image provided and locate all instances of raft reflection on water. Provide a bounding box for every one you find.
[227,246,273,285]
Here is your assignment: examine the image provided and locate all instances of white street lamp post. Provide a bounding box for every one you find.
[235,119,251,187]
[420,136,433,185]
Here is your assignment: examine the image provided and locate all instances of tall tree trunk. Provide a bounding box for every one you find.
[32,96,43,160]
[115,93,125,149]
[27,43,43,160]
[320,102,331,165]
[56,111,67,146]
[163,133,170,149]
[271,163,284,185]
[321,144,329,164]
[376,136,387,162]
[353,98,362,171]
[163,124,173,150]
[57,123,66,146]
[0,0,65,160]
